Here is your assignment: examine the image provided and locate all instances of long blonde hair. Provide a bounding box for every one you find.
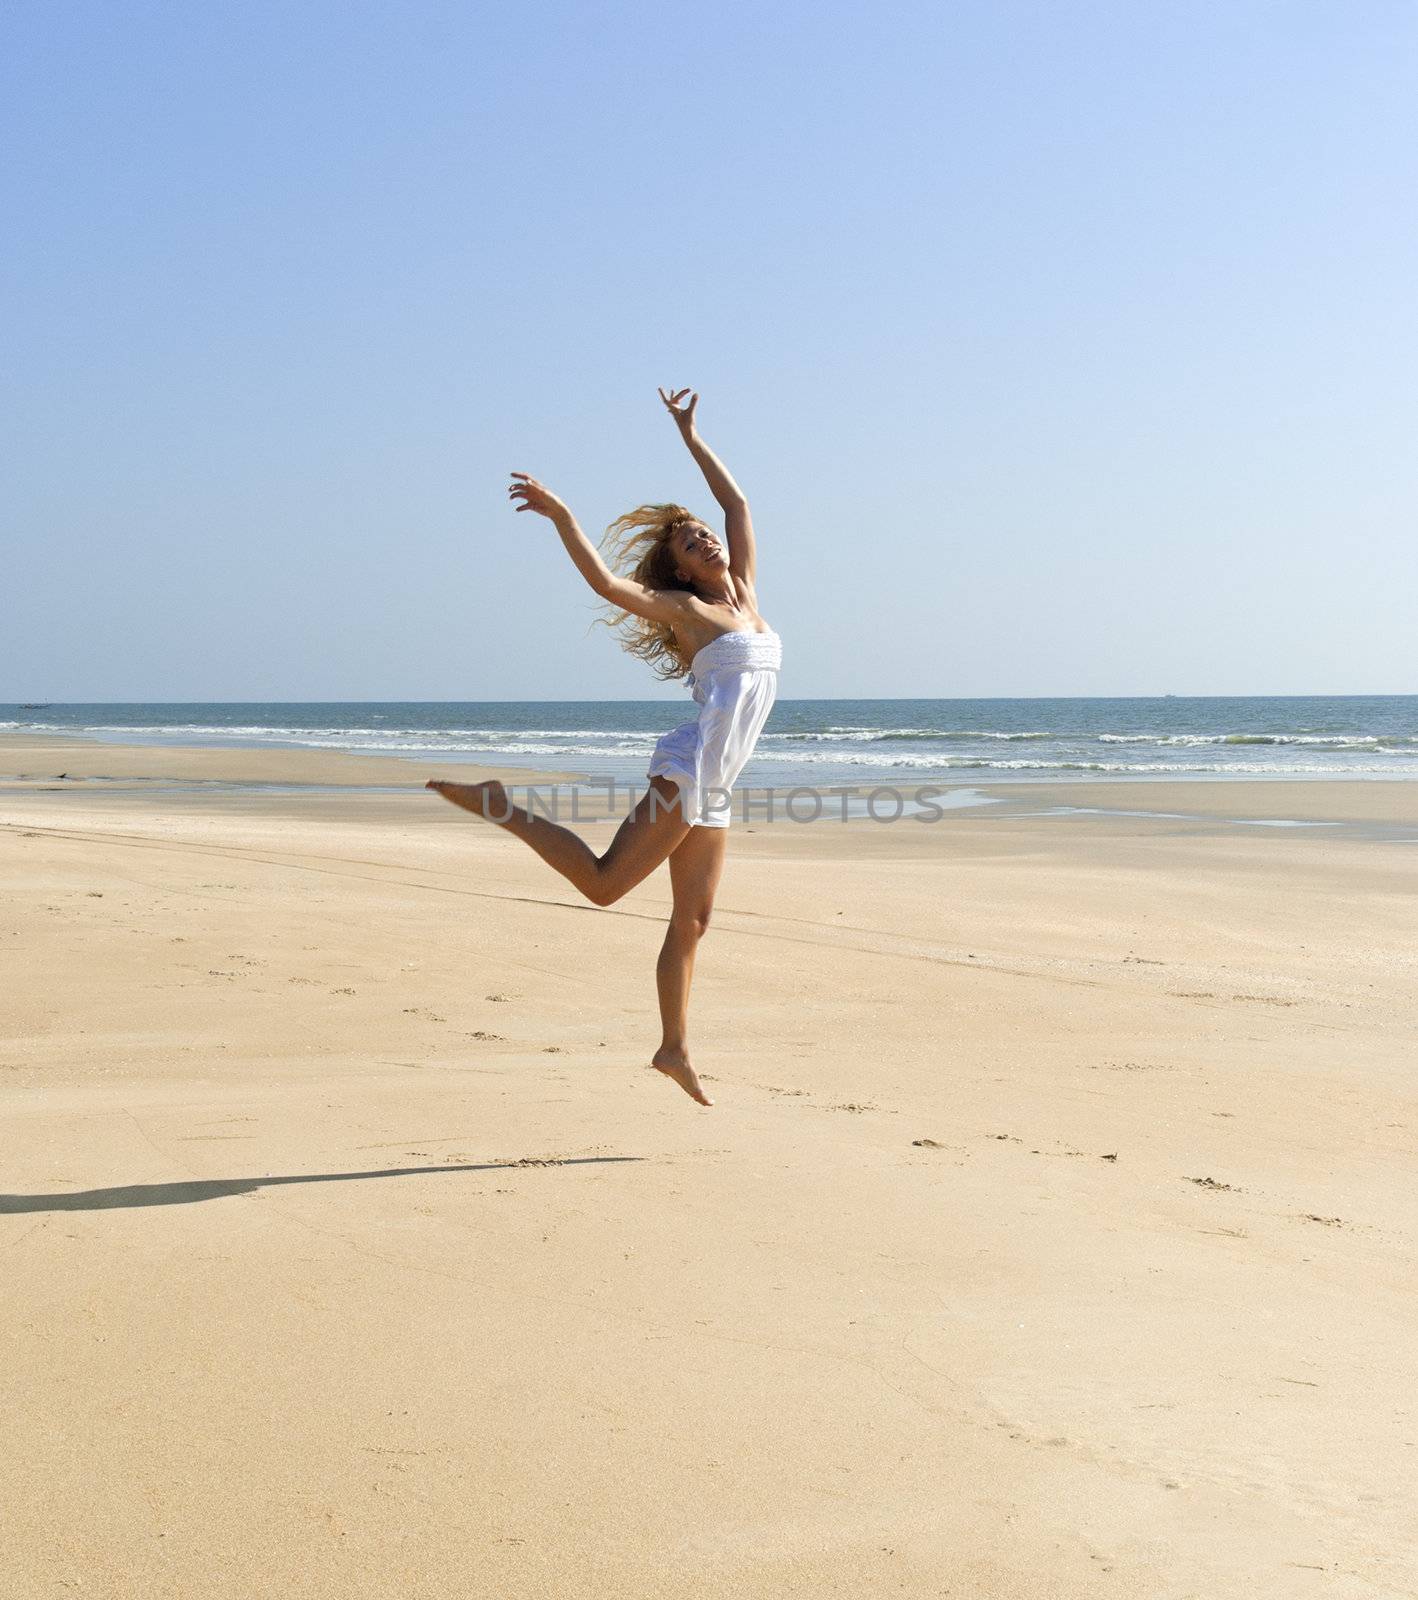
[592,502,702,681]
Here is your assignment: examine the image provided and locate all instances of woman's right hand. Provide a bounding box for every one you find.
[508,472,573,525]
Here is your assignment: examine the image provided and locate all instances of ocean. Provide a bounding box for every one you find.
[4,696,1416,789]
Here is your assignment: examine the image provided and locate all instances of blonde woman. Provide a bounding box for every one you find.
[428,388,782,1106]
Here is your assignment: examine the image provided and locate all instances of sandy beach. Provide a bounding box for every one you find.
[4,732,1416,1597]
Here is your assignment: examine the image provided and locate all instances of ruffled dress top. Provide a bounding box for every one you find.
[647,628,782,828]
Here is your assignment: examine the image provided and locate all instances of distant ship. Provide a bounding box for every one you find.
[19,703,51,709]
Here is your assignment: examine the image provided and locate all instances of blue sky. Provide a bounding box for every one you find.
[3,0,1414,701]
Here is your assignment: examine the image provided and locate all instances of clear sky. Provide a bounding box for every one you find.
[3,1,1414,702]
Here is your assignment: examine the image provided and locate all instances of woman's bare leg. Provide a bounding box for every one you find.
[651,824,728,1106]
[426,776,689,906]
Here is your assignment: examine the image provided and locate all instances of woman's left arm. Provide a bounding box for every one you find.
[660,387,757,584]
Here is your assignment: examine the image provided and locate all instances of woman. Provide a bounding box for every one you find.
[427,387,782,1107]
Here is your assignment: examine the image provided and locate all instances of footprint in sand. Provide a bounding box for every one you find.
[1092,1060,1183,1073]
[466,1031,506,1042]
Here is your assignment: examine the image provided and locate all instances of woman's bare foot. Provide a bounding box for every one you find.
[651,1045,713,1107]
[426,778,510,821]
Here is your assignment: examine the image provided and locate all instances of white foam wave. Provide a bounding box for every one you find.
[767,728,1057,743]
[278,737,654,758]
[746,751,1417,774]
[1098,733,1414,748]
[10,714,1416,780]
[11,720,658,742]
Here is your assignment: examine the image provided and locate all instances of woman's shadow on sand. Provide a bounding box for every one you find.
[1,1157,642,1213]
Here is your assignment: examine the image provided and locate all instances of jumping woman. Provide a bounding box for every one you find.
[427,387,782,1107]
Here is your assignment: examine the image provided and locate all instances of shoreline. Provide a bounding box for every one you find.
[5,729,1418,830]
[0,728,579,791]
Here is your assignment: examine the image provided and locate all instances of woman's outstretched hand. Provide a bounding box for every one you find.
[508,472,573,525]
[659,386,699,436]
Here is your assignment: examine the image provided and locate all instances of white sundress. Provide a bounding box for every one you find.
[647,628,783,828]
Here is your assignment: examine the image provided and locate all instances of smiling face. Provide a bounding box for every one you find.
[669,520,727,585]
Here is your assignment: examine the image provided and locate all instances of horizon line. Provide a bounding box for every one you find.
[6,691,1417,708]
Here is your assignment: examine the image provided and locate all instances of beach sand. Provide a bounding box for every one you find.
[3,734,1416,1597]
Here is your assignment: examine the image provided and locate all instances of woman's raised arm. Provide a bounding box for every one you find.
[659,388,757,585]
[508,473,687,626]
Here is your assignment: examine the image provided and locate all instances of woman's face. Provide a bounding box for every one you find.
[671,521,727,582]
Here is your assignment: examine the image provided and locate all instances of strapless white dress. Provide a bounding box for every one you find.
[647,628,782,828]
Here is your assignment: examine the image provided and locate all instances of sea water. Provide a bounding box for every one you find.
[5,696,1416,789]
